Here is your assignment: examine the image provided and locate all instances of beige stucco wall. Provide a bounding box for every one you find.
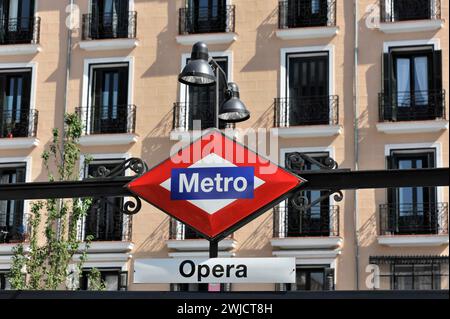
[0,0,448,291]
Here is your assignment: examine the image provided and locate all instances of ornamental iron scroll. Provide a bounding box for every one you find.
[88,158,148,216]
[286,153,343,212]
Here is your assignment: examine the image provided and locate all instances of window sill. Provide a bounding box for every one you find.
[78,241,134,253]
[377,235,449,247]
[272,125,342,138]
[272,249,342,260]
[79,133,138,146]
[176,32,238,46]
[0,137,39,150]
[376,120,448,134]
[166,238,237,252]
[379,19,444,34]
[79,38,139,51]
[276,26,339,40]
[270,237,343,250]
[0,43,41,56]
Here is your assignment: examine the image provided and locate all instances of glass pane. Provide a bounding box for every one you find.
[296,271,307,290]
[414,57,429,105]
[310,271,324,290]
[104,273,119,291]
[396,58,411,107]
[102,73,110,119]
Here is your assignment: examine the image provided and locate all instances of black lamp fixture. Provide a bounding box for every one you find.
[178,42,250,125]
[178,42,216,86]
[219,82,250,123]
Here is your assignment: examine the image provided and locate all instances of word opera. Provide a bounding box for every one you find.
[128,129,305,239]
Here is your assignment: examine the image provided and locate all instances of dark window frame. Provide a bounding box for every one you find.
[87,63,130,134]
[283,265,335,291]
[80,267,128,291]
[0,162,26,243]
[285,51,331,126]
[386,148,438,235]
[285,152,332,237]
[84,158,126,242]
[0,68,33,138]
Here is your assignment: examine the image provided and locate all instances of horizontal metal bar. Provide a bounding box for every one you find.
[0,168,448,201]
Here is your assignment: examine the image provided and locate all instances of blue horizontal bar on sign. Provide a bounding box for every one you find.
[170,166,255,200]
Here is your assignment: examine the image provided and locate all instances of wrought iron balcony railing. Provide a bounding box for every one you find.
[83,200,133,242]
[172,102,236,131]
[273,205,340,238]
[76,105,136,135]
[0,17,40,45]
[278,0,337,29]
[379,202,448,236]
[0,108,39,138]
[379,90,446,122]
[179,5,235,34]
[82,11,137,40]
[381,0,441,23]
[274,96,339,127]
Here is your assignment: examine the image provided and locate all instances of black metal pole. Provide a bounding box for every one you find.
[209,240,219,258]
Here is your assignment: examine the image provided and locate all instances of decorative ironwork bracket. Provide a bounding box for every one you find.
[88,158,148,216]
[286,153,344,211]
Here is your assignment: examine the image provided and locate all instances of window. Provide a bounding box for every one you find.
[284,152,336,237]
[0,272,12,290]
[80,268,128,291]
[370,256,449,290]
[88,64,130,134]
[383,0,436,22]
[282,266,334,291]
[285,52,332,126]
[0,0,36,44]
[0,69,32,138]
[84,159,126,241]
[185,0,227,34]
[382,47,443,121]
[287,0,329,28]
[183,56,228,130]
[0,163,26,243]
[88,0,130,39]
[386,149,438,235]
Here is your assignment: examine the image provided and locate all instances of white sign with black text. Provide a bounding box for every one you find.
[133,258,296,284]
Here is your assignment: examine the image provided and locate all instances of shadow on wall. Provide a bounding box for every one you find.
[241,7,279,73]
[250,103,275,130]
[133,215,171,257]
[236,213,273,257]
[141,108,176,167]
[143,0,180,78]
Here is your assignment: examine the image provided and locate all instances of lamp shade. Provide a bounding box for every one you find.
[178,42,215,86]
[219,83,250,123]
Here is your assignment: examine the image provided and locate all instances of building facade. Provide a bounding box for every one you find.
[0,0,448,292]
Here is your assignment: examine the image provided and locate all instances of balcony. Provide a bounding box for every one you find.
[271,205,342,250]
[273,96,342,138]
[171,102,236,140]
[0,17,41,55]
[379,0,443,33]
[0,109,39,150]
[378,202,449,247]
[167,219,236,257]
[80,12,138,51]
[76,105,138,146]
[83,203,133,243]
[177,5,237,45]
[377,90,448,134]
[277,0,338,40]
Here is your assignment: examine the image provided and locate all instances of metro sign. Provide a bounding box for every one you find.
[127,129,306,240]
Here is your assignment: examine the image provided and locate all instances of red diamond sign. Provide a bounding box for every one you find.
[127,129,306,240]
